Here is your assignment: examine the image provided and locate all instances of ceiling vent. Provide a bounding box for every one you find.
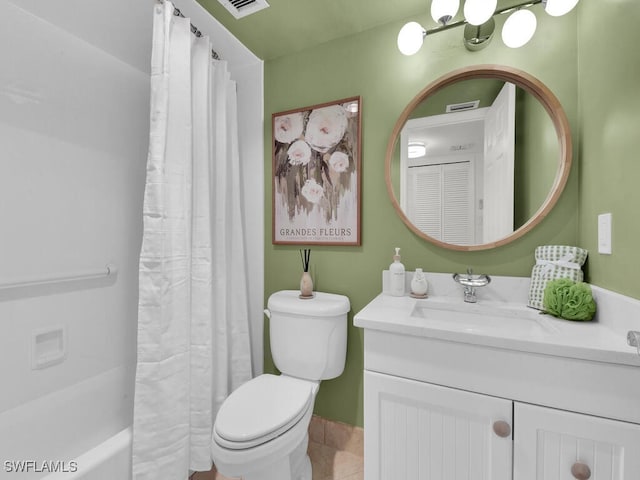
[446,100,480,113]
[217,0,270,19]
[450,143,475,151]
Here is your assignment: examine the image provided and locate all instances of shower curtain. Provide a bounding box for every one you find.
[132,2,252,479]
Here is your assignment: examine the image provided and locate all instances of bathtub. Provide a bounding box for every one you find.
[42,428,131,480]
[0,366,133,479]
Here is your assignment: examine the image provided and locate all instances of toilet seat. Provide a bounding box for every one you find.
[214,374,315,450]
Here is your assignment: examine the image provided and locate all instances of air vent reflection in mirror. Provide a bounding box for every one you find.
[446,100,480,113]
[450,143,475,151]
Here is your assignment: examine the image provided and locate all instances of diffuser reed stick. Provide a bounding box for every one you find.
[299,249,313,297]
[300,249,311,273]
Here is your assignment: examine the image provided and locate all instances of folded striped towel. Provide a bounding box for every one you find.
[528,245,588,310]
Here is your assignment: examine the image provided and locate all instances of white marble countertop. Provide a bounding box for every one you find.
[354,272,640,367]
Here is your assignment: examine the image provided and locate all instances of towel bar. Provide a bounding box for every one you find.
[0,264,117,290]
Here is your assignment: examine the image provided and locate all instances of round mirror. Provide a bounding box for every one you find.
[386,64,572,251]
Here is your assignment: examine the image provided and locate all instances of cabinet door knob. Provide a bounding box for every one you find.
[571,463,591,480]
[492,420,511,438]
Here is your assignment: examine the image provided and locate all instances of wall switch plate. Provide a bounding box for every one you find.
[598,213,612,255]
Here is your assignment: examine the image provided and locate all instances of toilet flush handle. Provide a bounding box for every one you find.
[264,309,271,319]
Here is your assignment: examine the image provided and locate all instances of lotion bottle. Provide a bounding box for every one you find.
[411,268,429,297]
[389,247,405,296]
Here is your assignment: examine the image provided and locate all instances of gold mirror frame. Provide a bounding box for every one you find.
[385,64,572,251]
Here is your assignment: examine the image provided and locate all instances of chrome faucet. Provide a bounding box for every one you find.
[453,268,491,303]
[463,284,478,303]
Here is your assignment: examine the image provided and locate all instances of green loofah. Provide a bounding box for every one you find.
[543,278,596,321]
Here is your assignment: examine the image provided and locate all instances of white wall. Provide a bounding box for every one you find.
[0,0,263,456]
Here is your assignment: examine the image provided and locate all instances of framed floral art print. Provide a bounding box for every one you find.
[272,96,362,245]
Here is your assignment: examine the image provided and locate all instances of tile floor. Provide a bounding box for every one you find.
[191,415,364,480]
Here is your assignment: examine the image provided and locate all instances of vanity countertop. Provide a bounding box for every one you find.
[354,273,640,367]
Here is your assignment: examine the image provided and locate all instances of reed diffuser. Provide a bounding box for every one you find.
[299,249,313,298]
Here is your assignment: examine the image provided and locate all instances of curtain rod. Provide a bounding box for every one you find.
[158,0,221,60]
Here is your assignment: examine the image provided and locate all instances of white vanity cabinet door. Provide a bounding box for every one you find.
[365,371,513,480]
[514,402,640,480]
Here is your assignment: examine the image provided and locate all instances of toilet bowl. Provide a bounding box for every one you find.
[211,374,318,480]
[211,290,350,480]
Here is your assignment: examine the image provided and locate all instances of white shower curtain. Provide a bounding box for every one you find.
[132,2,252,478]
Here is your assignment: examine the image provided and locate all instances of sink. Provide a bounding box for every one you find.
[410,298,559,337]
[412,298,540,319]
[355,272,640,368]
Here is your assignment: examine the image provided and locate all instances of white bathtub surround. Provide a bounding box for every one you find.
[133,2,252,478]
[0,0,149,477]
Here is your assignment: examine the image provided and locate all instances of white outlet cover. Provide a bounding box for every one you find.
[598,213,612,255]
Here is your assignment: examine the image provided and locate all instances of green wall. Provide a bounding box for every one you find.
[264,5,579,427]
[514,86,559,226]
[577,0,640,298]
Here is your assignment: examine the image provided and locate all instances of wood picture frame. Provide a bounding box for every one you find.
[272,96,362,245]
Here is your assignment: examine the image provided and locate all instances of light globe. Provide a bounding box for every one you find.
[397,22,425,56]
[431,0,460,25]
[502,10,537,48]
[463,0,497,26]
[544,0,580,17]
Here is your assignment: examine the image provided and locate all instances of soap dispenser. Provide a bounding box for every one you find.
[389,247,405,296]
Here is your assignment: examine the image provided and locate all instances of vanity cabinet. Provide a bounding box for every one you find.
[365,371,512,479]
[365,370,640,480]
[355,284,640,480]
[514,403,640,480]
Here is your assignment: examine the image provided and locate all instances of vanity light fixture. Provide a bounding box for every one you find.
[397,0,579,55]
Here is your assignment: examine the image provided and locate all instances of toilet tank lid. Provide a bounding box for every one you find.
[267,290,350,317]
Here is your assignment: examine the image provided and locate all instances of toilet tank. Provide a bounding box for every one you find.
[267,290,350,381]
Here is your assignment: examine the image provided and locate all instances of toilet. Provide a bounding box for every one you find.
[211,290,350,480]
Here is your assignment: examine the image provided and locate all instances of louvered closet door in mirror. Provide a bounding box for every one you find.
[406,159,475,245]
